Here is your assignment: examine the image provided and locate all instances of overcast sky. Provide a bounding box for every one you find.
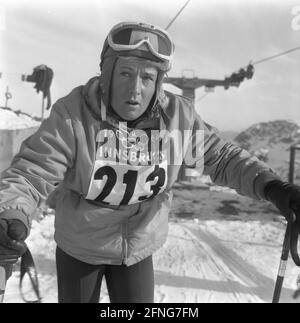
[0,0,300,131]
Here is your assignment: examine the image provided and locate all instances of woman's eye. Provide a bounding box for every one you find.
[120,72,130,77]
[143,75,153,82]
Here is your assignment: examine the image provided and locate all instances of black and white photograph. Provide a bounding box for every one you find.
[0,0,300,306]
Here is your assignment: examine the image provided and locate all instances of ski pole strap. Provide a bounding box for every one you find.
[19,248,42,303]
[290,214,300,267]
[293,273,300,299]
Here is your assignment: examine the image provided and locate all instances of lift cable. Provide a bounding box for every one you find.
[165,0,192,31]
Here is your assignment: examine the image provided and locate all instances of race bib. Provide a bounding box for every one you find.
[85,126,168,205]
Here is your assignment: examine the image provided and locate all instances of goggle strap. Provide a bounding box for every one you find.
[108,35,172,62]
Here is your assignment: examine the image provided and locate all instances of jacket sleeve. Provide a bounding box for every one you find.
[0,101,76,230]
[185,111,281,200]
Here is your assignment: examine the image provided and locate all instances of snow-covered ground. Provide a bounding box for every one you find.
[0,108,40,130]
[3,184,300,303]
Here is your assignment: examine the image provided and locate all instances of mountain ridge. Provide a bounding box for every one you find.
[233,120,300,182]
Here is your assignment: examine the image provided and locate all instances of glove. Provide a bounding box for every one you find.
[265,180,300,266]
[0,218,27,262]
[264,180,300,229]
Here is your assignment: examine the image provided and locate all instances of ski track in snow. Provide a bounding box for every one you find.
[153,221,298,303]
[3,217,299,303]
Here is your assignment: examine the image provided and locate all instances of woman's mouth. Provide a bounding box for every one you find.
[125,100,140,107]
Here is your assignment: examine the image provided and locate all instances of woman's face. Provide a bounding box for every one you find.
[110,57,158,121]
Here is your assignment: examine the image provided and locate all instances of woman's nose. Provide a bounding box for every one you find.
[129,75,142,97]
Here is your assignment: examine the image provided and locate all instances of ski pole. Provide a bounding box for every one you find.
[272,219,292,303]
[0,264,7,303]
[0,257,17,303]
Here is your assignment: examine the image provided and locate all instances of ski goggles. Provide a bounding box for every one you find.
[107,22,174,62]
